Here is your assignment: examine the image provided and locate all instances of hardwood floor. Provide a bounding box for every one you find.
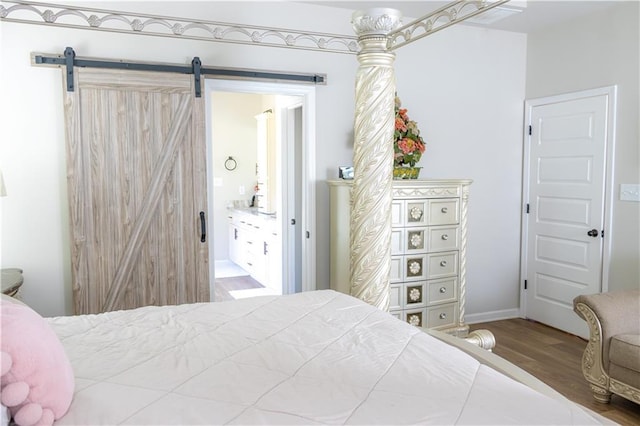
[470,319,640,425]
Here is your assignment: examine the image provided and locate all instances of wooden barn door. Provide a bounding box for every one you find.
[63,68,209,314]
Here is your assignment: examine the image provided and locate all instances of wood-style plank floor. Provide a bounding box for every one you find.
[470,319,640,425]
[214,275,263,302]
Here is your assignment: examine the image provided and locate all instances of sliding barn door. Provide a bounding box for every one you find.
[63,68,209,314]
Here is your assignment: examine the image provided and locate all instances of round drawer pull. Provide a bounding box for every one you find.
[408,261,421,275]
[439,287,447,293]
[441,207,448,213]
[439,313,447,320]
[440,260,447,267]
[408,314,421,326]
[410,207,423,220]
[441,234,449,240]
[409,288,421,302]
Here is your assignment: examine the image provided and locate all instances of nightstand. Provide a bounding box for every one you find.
[1,268,24,297]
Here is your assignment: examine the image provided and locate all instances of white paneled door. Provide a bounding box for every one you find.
[63,68,209,314]
[522,87,615,338]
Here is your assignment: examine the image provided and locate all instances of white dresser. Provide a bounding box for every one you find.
[328,179,472,335]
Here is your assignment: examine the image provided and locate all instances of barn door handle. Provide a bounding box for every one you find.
[199,211,206,242]
[587,229,598,238]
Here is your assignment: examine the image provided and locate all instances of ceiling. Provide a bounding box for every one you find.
[303,1,621,34]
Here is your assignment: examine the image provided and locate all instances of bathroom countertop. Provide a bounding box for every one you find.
[228,207,277,220]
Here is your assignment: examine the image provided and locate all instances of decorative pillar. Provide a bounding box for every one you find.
[349,9,402,311]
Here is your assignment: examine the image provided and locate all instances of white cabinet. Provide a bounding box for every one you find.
[328,179,472,335]
[227,209,280,292]
[228,220,241,266]
[264,230,281,291]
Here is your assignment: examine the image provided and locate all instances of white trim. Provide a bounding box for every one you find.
[520,85,617,316]
[204,78,317,297]
[465,308,521,325]
[601,86,617,294]
[519,102,531,318]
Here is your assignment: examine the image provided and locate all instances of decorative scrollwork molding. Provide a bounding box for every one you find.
[388,0,510,50]
[393,186,461,199]
[351,8,403,38]
[610,380,640,404]
[575,304,607,382]
[0,0,360,54]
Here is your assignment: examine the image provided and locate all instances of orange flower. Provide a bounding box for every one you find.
[398,138,416,154]
[393,95,427,167]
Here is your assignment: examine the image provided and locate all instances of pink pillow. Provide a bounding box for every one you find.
[0,299,74,425]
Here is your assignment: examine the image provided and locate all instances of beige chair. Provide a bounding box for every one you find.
[573,290,640,404]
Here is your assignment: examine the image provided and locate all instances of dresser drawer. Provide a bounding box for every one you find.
[405,200,429,227]
[391,228,430,255]
[390,256,403,283]
[427,226,459,252]
[391,201,404,227]
[391,228,404,255]
[404,309,425,328]
[404,227,428,253]
[428,199,459,225]
[426,303,457,329]
[427,278,457,305]
[403,254,428,281]
[389,284,402,311]
[426,252,458,279]
[404,281,426,308]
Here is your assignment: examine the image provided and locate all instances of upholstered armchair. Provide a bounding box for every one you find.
[573,290,640,404]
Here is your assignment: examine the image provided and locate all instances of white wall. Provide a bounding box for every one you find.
[394,26,528,319]
[0,1,529,319]
[525,1,640,292]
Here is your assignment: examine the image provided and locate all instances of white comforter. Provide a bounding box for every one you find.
[49,290,603,425]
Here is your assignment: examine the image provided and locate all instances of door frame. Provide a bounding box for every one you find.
[519,85,617,317]
[283,103,304,293]
[204,78,317,297]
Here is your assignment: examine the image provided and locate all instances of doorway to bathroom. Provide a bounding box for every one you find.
[204,79,317,301]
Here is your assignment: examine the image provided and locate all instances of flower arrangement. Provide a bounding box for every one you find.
[394,96,426,167]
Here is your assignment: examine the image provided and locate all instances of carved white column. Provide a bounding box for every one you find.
[458,182,471,332]
[349,9,402,310]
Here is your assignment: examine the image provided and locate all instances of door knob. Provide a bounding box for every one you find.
[587,229,599,238]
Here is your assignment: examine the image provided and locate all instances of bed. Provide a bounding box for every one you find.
[3,290,611,425]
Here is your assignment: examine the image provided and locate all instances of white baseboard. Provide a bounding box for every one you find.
[465,308,521,324]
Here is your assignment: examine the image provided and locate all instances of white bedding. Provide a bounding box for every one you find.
[48,290,604,425]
